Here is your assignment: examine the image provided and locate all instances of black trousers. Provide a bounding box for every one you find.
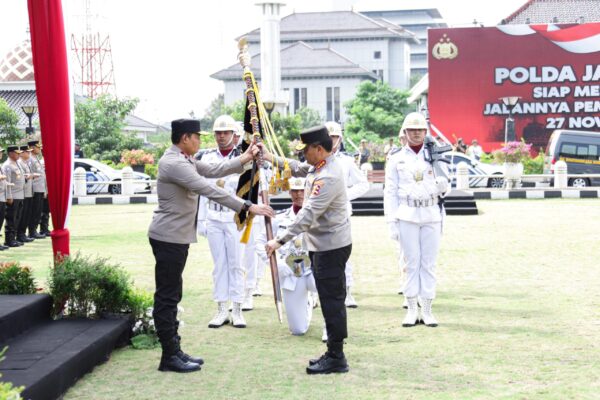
[0,202,5,233]
[40,197,50,233]
[29,192,44,235]
[18,197,33,238]
[150,237,189,345]
[5,199,24,244]
[310,244,352,350]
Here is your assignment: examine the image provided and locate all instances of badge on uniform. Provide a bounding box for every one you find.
[216,179,225,188]
[311,180,324,196]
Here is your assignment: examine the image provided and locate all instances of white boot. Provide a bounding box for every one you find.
[321,325,328,343]
[232,302,246,328]
[242,288,254,311]
[208,302,229,328]
[345,286,358,308]
[421,298,438,327]
[252,279,262,297]
[402,296,419,327]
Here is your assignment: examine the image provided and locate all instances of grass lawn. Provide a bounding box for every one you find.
[2,200,599,399]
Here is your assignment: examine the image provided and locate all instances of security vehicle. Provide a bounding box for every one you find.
[441,152,505,188]
[74,159,151,194]
[543,130,600,187]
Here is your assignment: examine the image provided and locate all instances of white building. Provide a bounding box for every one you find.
[212,10,419,123]
[361,8,448,77]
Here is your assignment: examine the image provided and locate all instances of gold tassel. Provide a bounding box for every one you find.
[240,216,253,244]
[282,179,290,191]
[283,167,291,179]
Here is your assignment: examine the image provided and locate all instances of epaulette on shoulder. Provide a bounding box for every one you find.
[195,148,217,160]
[389,147,402,156]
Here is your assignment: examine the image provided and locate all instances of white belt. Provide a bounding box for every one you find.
[401,196,439,208]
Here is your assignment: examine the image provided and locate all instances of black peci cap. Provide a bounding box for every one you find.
[295,125,330,151]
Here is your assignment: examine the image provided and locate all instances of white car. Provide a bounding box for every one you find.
[441,152,505,188]
[73,158,151,194]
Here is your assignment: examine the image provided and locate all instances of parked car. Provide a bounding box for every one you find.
[543,129,600,187]
[73,159,151,194]
[441,152,505,188]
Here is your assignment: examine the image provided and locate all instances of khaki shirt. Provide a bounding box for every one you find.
[274,154,351,252]
[28,155,47,194]
[148,145,246,245]
[2,159,25,200]
[19,159,33,198]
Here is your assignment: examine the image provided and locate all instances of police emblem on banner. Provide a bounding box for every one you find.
[432,34,458,60]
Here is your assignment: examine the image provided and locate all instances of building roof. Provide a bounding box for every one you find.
[211,41,379,81]
[238,10,419,43]
[0,40,35,83]
[0,89,38,126]
[124,114,159,132]
[502,0,600,24]
[362,8,445,22]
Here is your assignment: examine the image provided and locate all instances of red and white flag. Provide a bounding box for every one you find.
[498,23,600,54]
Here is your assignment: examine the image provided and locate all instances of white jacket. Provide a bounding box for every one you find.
[384,146,450,224]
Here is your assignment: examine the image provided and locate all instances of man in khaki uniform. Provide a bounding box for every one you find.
[148,118,273,373]
[263,125,352,375]
[27,140,47,239]
[3,146,25,247]
[17,146,35,243]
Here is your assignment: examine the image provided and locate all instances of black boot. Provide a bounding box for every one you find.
[174,335,204,365]
[29,232,46,239]
[158,337,201,373]
[17,235,34,243]
[306,341,348,375]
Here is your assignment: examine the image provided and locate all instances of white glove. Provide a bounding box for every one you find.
[435,176,449,194]
[197,221,207,237]
[388,222,400,242]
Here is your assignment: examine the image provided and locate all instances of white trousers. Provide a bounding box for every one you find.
[282,274,317,335]
[396,220,441,299]
[241,226,258,290]
[207,220,244,303]
[345,260,354,288]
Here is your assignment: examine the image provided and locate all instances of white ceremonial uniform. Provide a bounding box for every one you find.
[334,151,369,289]
[197,148,245,304]
[243,164,273,293]
[257,206,317,335]
[384,145,450,300]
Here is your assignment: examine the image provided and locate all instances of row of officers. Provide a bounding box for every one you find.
[0,141,50,249]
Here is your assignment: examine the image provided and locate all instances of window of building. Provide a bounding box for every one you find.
[293,88,307,113]
[374,51,381,59]
[326,87,340,121]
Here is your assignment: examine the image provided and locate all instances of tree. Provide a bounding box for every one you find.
[0,98,21,149]
[344,80,410,144]
[75,95,142,162]
[296,107,322,129]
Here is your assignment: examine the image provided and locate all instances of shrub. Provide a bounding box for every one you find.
[0,347,24,400]
[0,262,37,295]
[144,163,158,179]
[492,140,532,164]
[48,253,132,318]
[127,289,159,349]
[524,152,544,174]
[120,149,154,166]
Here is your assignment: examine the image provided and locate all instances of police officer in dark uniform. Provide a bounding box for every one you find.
[264,126,353,375]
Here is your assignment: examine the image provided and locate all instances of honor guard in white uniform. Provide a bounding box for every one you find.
[325,122,369,309]
[197,115,247,329]
[384,112,450,327]
[256,177,318,335]
[3,146,26,247]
